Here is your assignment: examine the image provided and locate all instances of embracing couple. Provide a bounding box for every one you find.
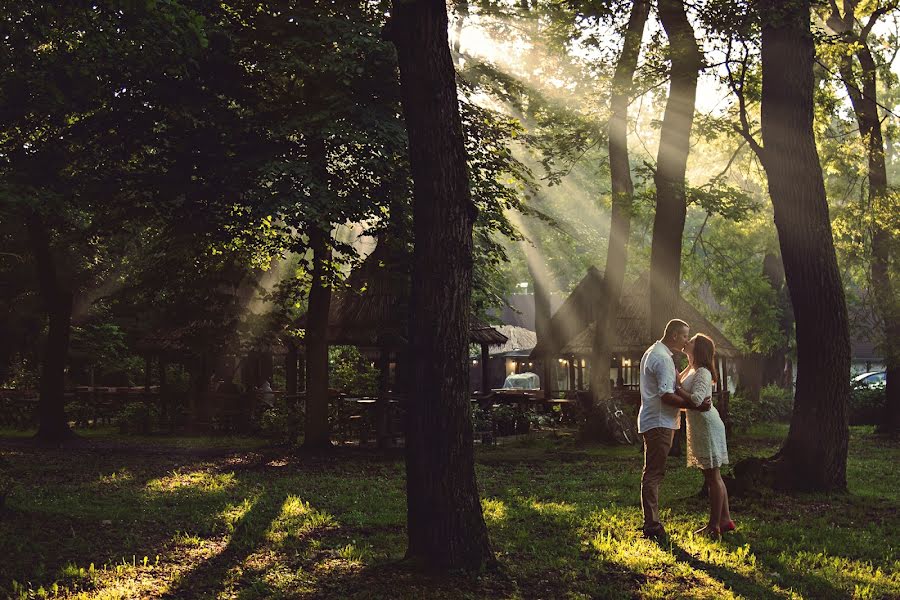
[638,318,733,540]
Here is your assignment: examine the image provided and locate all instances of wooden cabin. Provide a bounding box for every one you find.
[530,268,740,417]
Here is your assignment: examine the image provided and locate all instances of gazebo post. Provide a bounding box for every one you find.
[616,357,624,388]
[376,347,392,448]
[576,357,584,390]
[285,340,299,443]
[480,343,490,393]
[720,355,730,433]
[158,354,168,430]
[567,356,576,392]
[144,353,152,394]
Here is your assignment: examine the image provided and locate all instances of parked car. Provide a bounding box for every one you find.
[851,371,886,389]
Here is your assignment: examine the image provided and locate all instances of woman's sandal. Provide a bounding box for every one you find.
[720,520,736,533]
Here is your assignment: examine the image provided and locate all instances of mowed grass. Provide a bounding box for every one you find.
[1,425,898,599]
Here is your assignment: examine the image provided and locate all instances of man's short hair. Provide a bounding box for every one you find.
[663,319,689,341]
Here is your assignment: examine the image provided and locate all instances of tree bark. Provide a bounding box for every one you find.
[838,24,899,434]
[648,0,702,340]
[587,0,651,442]
[761,252,793,387]
[530,260,554,399]
[759,0,850,490]
[388,0,493,570]
[303,224,333,449]
[26,212,75,442]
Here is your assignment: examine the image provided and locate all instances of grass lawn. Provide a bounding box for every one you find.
[1,424,898,599]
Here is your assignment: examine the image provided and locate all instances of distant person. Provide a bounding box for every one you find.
[258,380,275,409]
[676,333,734,538]
[638,318,711,539]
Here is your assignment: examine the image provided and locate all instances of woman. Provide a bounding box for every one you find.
[676,333,734,538]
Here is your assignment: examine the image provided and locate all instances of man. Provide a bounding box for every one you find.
[638,318,711,539]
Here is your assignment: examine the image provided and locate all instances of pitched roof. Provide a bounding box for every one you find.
[531,269,740,358]
[297,239,507,348]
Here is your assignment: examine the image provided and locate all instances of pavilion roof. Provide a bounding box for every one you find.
[297,239,508,348]
[531,269,740,358]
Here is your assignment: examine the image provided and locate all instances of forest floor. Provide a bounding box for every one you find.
[1,424,898,599]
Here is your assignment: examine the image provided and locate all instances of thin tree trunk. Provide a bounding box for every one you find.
[158,356,169,430]
[759,0,850,491]
[587,0,651,442]
[304,224,333,449]
[26,212,75,442]
[375,348,392,449]
[839,33,899,434]
[649,0,702,340]
[761,253,792,387]
[530,260,554,399]
[285,340,299,444]
[388,0,493,570]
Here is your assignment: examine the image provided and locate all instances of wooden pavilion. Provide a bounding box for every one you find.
[530,268,740,417]
[296,238,508,444]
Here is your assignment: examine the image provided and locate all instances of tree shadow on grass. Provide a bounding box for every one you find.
[661,538,787,600]
[0,443,276,596]
[160,488,290,599]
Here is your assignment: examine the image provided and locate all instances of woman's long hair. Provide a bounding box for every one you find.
[691,334,718,384]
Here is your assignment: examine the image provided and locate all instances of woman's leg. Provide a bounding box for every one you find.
[718,471,732,527]
[705,468,723,530]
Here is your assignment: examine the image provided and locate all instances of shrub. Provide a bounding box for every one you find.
[116,402,158,434]
[491,405,517,436]
[849,385,885,425]
[729,384,793,431]
[64,400,94,428]
[0,456,13,512]
[471,407,492,432]
[329,346,379,396]
[259,406,290,440]
[760,384,794,421]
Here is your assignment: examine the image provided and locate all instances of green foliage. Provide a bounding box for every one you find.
[849,385,886,426]
[116,402,159,435]
[258,405,292,441]
[686,176,760,222]
[328,346,378,396]
[729,384,793,431]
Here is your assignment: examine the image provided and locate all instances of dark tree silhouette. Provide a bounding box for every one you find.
[649,0,702,340]
[388,0,493,570]
[588,0,651,440]
[303,223,333,449]
[758,0,851,490]
[830,0,899,435]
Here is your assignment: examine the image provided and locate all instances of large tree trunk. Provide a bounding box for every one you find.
[838,28,899,434]
[759,0,850,491]
[26,212,75,442]
[389,0,493,571]
[648,0,702,340]
[303,225,333,449]
[587,0,651,442]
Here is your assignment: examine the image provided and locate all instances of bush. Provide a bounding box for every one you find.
[489,405,530,436]
[329,346,379,396]
[729,384,793,431]
[849,385,885,425]
[0,456,13,512]
[116,402,158,434]
[64,400,94,428]
[471,407,492,432]
[259,405,290,440]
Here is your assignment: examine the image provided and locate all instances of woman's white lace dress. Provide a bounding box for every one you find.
[682,367,729,470]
